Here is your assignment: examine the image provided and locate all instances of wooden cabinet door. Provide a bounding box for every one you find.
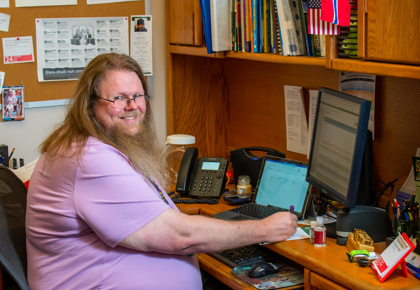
[169,0,203,46]
[366,0,420,64]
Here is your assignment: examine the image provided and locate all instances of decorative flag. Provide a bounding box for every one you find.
[321,0,350,27]
[308,0,340,35]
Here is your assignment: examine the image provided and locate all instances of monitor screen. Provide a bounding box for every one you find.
[254,157,310,215]
[306,87,371,208]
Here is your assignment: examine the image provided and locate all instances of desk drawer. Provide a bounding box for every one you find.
[305,268,347,290]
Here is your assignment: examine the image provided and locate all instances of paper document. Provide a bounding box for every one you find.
[284,86,308,155]
[130,15,153,76]
[339,72,376,139]
[0,13,10,32]
[307,90,318,158]
[286,227,310,241]
[400,148,420,194]
[260,227,310,245]
[372,234,410,278]
[87,0,140,4]
[15,0,76,7]
[0,0,9,8]
[2,36,35,64]
[35,17,129,82]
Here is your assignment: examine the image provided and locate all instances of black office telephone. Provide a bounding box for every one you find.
[176,147,229,198]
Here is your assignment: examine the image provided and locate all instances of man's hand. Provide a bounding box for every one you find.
[260,212,298,243]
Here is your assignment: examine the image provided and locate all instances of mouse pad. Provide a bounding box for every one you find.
[231,265,304,290]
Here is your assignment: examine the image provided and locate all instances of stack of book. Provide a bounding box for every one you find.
[204,0,328,57]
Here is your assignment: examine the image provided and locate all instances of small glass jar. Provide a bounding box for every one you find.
[236,175,252,197]
[161,134,195,190]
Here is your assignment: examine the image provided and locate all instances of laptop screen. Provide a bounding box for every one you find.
[254,157,310,215]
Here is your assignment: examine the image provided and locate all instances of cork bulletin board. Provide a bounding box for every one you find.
[0,0,145,102]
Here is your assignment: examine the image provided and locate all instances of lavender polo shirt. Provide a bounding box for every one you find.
[26,137,202,290]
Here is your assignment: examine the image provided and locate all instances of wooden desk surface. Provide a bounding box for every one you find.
[197,202,420,290]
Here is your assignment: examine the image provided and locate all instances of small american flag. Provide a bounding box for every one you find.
[308,0,340,35]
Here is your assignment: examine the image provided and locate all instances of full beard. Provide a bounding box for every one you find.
[95,112,171,191]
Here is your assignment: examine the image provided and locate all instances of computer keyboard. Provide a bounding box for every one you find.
[229,203,287,219]
[207,244,282,268]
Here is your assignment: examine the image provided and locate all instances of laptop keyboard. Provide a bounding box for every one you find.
[229,203,288,219]
[207,244,282,268]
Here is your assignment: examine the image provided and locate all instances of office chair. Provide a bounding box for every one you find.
[0,165,30,290]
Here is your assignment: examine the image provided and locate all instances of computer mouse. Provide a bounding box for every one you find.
[248,262,279,278]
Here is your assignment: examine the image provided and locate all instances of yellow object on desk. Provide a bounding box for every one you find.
[346,232,375,252]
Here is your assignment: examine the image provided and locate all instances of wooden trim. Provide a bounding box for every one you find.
[358,0,366,59]
[168,45,225,58]
[332,58,420,79]
[166,3,175,135]
[325,36,337,69]
[225,51,326,66]
[193,0,203,46]
[304,268,312,290]
[311,272,347,290]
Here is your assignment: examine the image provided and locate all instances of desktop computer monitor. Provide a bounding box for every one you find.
[306,87,393,242]
[306,87,370,208]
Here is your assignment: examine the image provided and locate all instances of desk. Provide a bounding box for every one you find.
[178,197,420,290]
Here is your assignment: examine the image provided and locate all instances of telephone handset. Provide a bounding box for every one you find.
[176,147,229,198]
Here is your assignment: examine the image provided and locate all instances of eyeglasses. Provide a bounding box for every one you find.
[98,94,150,109]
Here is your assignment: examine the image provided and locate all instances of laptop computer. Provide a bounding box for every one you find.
[213,155,311,221]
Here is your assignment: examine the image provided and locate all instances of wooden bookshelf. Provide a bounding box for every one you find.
[169,45,420,80]
[168,45,225,58]
[224,51,326,66]
[332,58,420,80]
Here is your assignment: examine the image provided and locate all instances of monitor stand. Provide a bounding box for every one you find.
[335,205,394,245]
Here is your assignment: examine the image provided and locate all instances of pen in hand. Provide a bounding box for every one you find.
[289,205,294,212]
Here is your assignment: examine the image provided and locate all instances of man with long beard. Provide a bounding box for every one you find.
[26,53,298,290]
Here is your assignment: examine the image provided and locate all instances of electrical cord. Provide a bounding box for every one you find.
[372,178,398,208]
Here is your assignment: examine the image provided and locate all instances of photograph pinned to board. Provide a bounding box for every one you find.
[2,86,24,121]
[130,15,153,76]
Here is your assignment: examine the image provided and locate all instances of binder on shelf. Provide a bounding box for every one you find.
[199,0,213,54]
[262,0,268,52]
[275,0,305,56]
[231,0,237,51]
[237,0,242,51]
[240,0,245,51]
[272,0,282,55]
[251,0,260,52]
[297,0,309,55]
[372,232,415,283]
[210,0,231,52]
[244,0,251,52]
[259,0,264,52]
[270,0,281,54]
